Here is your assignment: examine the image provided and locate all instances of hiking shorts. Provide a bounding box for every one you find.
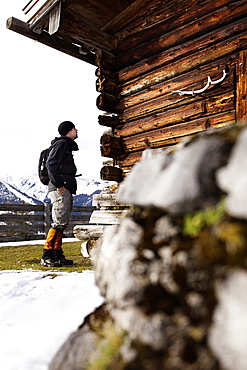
[49,189,73,231]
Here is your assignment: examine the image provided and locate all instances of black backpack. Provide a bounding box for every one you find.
[38,147,51,185]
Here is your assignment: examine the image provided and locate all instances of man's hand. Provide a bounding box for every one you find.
[57,186,66,195]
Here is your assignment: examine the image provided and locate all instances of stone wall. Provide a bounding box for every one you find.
[50,124,247,370]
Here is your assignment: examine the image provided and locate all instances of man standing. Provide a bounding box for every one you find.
[41,121,79,267]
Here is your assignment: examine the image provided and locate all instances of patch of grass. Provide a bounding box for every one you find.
[0,241,92,272]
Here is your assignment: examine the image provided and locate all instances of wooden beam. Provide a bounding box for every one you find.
[90,210,128,224]
[96,76,116,94]
[26,0,61,28]
[100,166,123,182]
[118,57,235,116]
[101,0,153,34]
[57,12,116,52]
[100,133,124,158]
[98,115,120,128]
[114,101,206,137]
[118,16,247,84]
[118,32,247,98]
[97,93,120,113]
[115,90,234,138]
[121,111,235,153]
[236,50,247,123]
[119,75,234,124]
[116,151,145,169]
[6,17,96,65]
[95,50,115,69]
[115,0,247,67]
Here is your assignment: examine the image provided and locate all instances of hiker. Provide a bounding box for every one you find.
[41,121,79,267]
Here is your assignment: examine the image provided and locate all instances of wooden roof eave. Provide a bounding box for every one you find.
[6,16,96,65]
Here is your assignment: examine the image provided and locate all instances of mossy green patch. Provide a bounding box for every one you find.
[183,199,226,238]
[86,321,125,370]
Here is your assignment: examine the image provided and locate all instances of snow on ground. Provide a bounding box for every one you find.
[0,240,104,370]
[0,238,77,248]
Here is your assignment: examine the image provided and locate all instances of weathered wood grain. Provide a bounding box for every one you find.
[58,12,116,51]
[116,0,235,49]
[98,115,120,128]
[90,210,128,224]
[6,17,96,64]
[117,17,247,84]
[236,50,247,123]
[118,69,234,123]
[121,111,235,153]
[118,32,247,97]
[118,57,236,111]
[100,133,124,158]
[100,166,123,182]
[97,93,120,113]
[115,92,234,137]
[116,0,247,68]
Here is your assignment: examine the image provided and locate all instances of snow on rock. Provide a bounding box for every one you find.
[209,269,247,370]
[217,127,247,219]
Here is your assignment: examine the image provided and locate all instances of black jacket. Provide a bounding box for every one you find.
[47,136,79,194]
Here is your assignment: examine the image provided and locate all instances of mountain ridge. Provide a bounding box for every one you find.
[0,174,112,206]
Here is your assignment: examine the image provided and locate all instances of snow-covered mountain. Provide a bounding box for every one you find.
[0,174,112,206]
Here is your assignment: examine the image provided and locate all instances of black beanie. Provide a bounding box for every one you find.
[58,121,75,136]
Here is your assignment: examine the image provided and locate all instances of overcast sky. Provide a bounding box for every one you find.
[1,1,106,180]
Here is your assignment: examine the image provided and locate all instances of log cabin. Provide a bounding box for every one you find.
[7,0,247,183]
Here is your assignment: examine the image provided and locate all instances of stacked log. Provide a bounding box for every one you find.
[96,0,247,180]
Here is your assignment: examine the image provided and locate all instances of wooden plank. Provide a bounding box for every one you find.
[115,113,235,170]
[0,224,43,232]
[57,12,116,52]
[100,166,123,182]
[115,92,234,137]
[0,214,44,222]
[115,101,206,137]
[118,32,247,98]
[118,72,234,123]
[27,0,61,28]
[102,0,154,34]
[0,235,45,243]
[118,57,236,113]
[48,1,61,35]
[118,16,247,84]
[24,0,58,21]
[122,111,236,153]
[89,210,128,225]
[92,193,119,208]
[6,17,96,65]
[72,206,96,213]
[116,0,237,47]
[0,203,44,212]
[116,0,247,68]
[96,76,116,94]
[73,225,107,240]
[100,133,124,158]
[66,0,132,30]
[98,115,120,128]
[115,0,202,44]
[236,49,247,123]
[70,215,91,222]
[116,153,142,169]
[97,93,120,113]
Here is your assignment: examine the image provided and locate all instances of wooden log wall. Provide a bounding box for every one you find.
[97,0,247,180]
